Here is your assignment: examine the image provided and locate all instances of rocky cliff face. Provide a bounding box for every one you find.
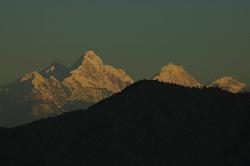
[0,51,134,127]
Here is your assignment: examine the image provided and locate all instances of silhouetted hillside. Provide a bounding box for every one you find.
[0,80,250,166]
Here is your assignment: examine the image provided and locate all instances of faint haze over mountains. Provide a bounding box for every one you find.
[0,0,249,84]
[0,51,247,127]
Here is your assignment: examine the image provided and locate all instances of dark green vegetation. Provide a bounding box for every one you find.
[0,80,250,166]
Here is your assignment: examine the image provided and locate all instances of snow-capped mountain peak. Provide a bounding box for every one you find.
[160,63,184,72]
[70,50,103,71]
[207,76,247,93]
[83,51,103,66]
[153,63,201,88]
[64,51,133,93]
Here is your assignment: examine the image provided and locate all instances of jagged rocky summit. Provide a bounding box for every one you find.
[0,52,248,127]
[0,51,134,127]
[63,51,134,103]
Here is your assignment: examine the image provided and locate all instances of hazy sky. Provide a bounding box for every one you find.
[0,0,249,85]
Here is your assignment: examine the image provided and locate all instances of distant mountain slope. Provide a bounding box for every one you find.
[0,51,133,127]
[207,76,247,93]
[153,63,202,87]
[0,71,69,126]
[0,80,249,166]
[41,61,70,80]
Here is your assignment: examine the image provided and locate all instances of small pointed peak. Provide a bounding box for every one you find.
[27,71,42,77]
[31,71,40,75]
[20,71,44,82]
[50,61,61,67]
[48,76,57,80]
[71,50,104,70]
[217,76,234,81]
[165,63,181,67]
[45,66,56,73]
[153,63,201,88]
[85,50,96,55]
[208,76,247,93]
[83,50,103,65]
[212,76,242,84]
[161,63,184,72]
[44,61,65,74]
[41,61,69,80]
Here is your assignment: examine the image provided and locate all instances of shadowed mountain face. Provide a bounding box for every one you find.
[41,61,70,80]
[0,51,133,127]
[0,80,249,166]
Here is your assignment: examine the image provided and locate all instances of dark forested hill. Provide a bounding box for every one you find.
[0,80,250,166]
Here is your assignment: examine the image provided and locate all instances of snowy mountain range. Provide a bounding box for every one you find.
[153,63,247,93]
[0,51,248,127]
[0,51,133,127]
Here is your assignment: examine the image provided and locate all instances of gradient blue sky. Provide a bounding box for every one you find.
[0,0,249,85]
